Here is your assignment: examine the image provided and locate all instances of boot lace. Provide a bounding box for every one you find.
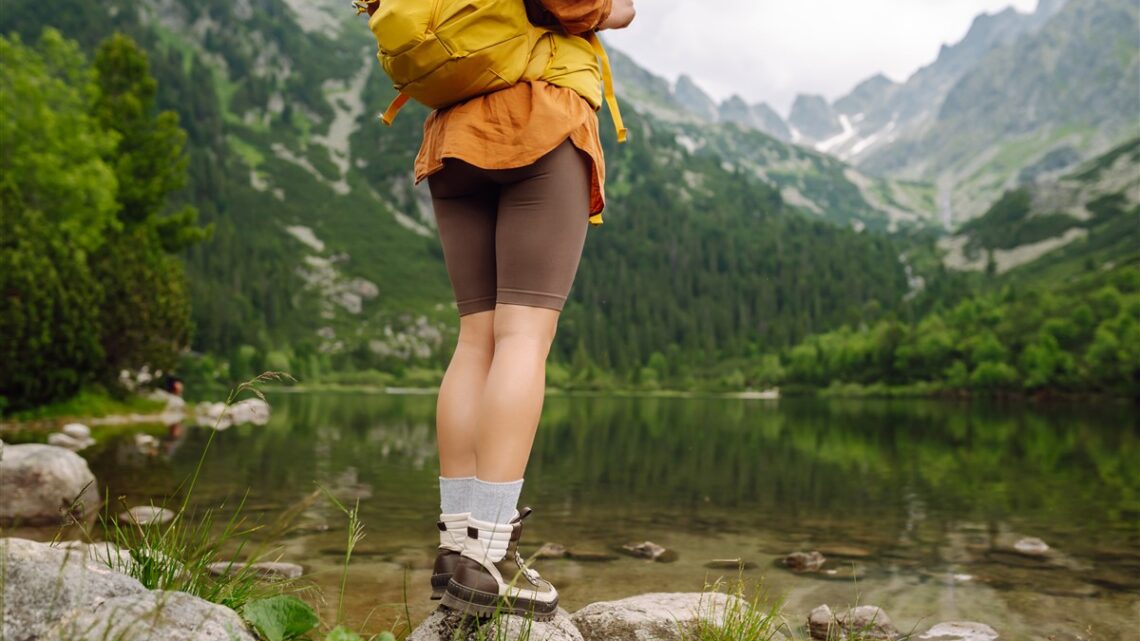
[514,550,543,586]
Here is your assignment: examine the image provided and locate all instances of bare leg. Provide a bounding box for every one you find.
[436,310,495,478]
[474,304,560,482]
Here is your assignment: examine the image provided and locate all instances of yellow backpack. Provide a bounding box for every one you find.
[354,0,627,142]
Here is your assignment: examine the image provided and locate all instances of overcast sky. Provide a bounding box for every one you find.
[602,0,1041,116]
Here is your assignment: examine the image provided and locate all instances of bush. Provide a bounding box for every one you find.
[969,362,1020,391]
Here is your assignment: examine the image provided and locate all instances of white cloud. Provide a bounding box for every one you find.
[603,0,1041,115]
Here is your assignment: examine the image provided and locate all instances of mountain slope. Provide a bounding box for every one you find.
[938,138,1140,279]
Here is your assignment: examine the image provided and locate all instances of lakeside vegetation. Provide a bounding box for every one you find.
[0,29,206,414]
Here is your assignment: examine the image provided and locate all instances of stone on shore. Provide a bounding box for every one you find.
[62,423,92,439]
[47,432,95,451]
[46,590,256,641]
[808,604,836,640]
[810,604,898,641]
[407,606,582,641]
[1,538,255,641]
[119,505,177,526]
[571,592,774,641]
[1,538,147,640]
[0,443,100,526]
[919,621,1000,640]
[837,605,898,640]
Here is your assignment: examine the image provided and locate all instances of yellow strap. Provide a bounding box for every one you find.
[585,32,628,143]
[381,93,411,126]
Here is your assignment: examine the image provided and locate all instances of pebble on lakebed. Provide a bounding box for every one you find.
[119,506,176,526]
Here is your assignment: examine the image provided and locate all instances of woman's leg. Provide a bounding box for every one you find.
[473,304,559,483]
[436,310,495,480]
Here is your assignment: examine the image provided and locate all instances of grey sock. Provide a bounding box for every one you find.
[439,476,475,515]
[470,478,524,524]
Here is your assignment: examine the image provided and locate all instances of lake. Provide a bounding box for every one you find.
[39,393,1140,638]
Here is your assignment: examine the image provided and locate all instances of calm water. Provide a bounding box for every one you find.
[26,394,1140,638]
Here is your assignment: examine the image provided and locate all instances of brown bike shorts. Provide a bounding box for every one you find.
[427,140,591,316]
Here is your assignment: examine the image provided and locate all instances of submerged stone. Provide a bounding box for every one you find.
[918,621,1000,641]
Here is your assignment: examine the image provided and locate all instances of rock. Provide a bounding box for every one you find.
[571,592,750,641]
[62,423,91,439]
[620,541,677,563]
[195,398,270,430]
[784,550,826,572]
[818,562,867,582]
[119,505,177,526]
[135,433,160,455]
[47,432,95,452]
[919,621,1000,641]
[407,606,582,641]
[817,544,874,559]
[0,444,100,526]
[838,605,898,640]
[808,604,836,640]
[1,538,147,640]
[46,590,256,641]
[206,561,303,580]
[535,542,568,559]
[703,558,757,570]
[566,549,619,562]
[1012,537,1049,557]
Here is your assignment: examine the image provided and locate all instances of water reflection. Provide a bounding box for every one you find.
[81,394,1139,637]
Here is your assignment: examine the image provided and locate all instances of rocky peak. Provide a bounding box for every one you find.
[788,94,842,141]
[673,74,719,122]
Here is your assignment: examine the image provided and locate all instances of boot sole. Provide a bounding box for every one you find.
[430,573,450,601]
[440,580,558,622]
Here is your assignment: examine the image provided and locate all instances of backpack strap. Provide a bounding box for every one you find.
[381,92,411,126]
[585,32,628,143]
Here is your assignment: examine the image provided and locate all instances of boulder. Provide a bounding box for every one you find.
[1,538,147,641]
[571,592,758,641]
[47,432,95,452]
[62,423,92,439]
[46,590,256,641]
[119,505,177,526]
[0,444,100,526]
[837,605,898,640]
[407,606,582,641]
[918,622,1000,641]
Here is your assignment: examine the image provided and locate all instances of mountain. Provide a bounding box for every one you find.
[608,48,938,231]
[1,0,932,382]
[788,95,843,142]
[788,0,1071,163]
[863,0,1139,225]
[940,138,1139,282]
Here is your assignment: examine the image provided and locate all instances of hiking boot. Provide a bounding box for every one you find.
[431,512,469,600]
[440,507,558,621]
